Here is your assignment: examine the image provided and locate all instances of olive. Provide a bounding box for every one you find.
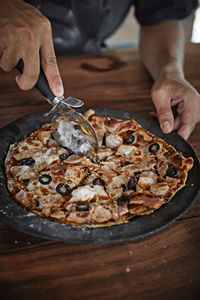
[121,161,132,167]
[148,143,160,154]
[117,196,130,206]
[93,178,105,186]
[20,158,35,166]
[102,134,106,146]
[63,147,74,156]
[38,174,52,185]
[59,152,69,160]
[127,177,138,190]
[76,202,90,211]
[74,124,81,130]
[56,183,71,196]
[121,184,126,192]
[124,130,135,144]
[166,167,179,178]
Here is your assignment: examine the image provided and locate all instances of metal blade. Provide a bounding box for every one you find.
[61,96,84,108]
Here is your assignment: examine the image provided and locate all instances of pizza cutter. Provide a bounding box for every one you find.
[16,59,98,155]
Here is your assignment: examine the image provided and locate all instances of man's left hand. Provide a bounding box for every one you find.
[151,73,200,140]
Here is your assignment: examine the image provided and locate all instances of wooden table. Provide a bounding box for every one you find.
[0,43,200,300]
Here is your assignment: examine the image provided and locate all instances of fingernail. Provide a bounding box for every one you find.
[161,121,171,133]
[55,84,64,97]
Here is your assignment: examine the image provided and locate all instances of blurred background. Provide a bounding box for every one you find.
[106,4,200,50]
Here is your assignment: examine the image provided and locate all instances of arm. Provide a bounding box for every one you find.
[139,20,200,140]
[0,0,63,96]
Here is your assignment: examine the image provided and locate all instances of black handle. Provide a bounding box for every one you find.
[16,59,55,103]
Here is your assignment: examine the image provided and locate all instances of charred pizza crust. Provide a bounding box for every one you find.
[5,110,193,227]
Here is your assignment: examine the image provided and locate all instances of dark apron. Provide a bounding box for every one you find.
[25,0,133,56]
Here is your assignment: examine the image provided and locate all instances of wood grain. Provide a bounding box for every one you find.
[0,43,200,300]
[0,218,199,300]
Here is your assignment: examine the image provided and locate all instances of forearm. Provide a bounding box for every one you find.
[139,20,185,80]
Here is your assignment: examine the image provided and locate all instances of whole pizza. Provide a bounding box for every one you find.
[5,109,193,227]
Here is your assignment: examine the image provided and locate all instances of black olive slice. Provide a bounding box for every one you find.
[74,124,81,130]
[93,178,105,186]
[59,152,69,160]
[123,130,135,144]
[121,184,126,192]
[56,183,71,196]
[102,134,106,146]
[20,158,35,166]
[121,161,132,167]
[148,143,160,154]
[166,167,179,178]
[76,202,90,211]
[127,177,138,190]
[62,147,74,156]
[38,174,52,185]
[117,196,130,206]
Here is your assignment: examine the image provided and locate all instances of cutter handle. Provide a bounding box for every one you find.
[16,59,55,105]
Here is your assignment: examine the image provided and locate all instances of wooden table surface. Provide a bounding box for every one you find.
[0,43,200,300]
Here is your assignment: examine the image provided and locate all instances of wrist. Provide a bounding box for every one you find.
[159,56,184,80]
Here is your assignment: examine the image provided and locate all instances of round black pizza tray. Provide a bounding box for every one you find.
[0,107,200,243]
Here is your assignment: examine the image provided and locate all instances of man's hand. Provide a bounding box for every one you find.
[0,0,63,96]
[151,73,200,140]
[139,20,200,140]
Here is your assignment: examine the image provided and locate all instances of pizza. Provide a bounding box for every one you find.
[5,109,194,227]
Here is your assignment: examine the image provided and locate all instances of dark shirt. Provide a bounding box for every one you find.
[26,0,198,56]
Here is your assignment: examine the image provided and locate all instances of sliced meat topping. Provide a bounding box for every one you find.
[150,182,169,196]
[90,205,112,223]
[105,134,123,148]
[116,145,136,156]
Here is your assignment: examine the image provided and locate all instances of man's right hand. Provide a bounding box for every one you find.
[0,0,64,96]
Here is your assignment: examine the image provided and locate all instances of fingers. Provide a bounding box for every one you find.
[151,89,174,134]
[0,47,19,72]
[15,51,40,90]
[40,22,64,97]
[177,123,195,140]
[176,103,196,140]
[173,115,182,131]
[0,1,63,95]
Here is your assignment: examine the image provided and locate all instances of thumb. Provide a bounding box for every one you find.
[152,92,174,134]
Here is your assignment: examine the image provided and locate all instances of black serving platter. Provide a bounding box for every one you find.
[0,107,200,243]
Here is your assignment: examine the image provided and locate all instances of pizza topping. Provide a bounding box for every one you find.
[123,130,135,144]
[59,152,70,160]
[5,111,193,227]
[121,184,126,191]
[70,185,95,202]
[93,177,105,186]
[166,167,179,178]
[117,195,130,206]
[55,183,71,196]
[75,202,90,211]
[93,185,108,198]
[96,147,113,160]
[50,210,65,219]
[105,134,122,148]
[127,177,138,190]
[20,158,35,166]
[137,171,156,189]
[150,182,169,196]
[63,154,83,164]
[148,143,160,154]
[116,145,135,156]
[38,174,52,185]
[90,205,112,223]
[156,159,168,177]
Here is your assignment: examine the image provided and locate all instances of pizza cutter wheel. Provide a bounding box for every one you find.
[16,59,98,155]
